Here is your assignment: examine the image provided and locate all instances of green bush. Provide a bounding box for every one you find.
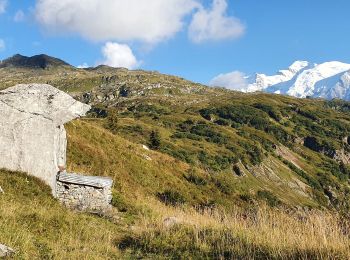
[254,103,282,122]
[185,168,207,186]
[104,109,119,134]
[157,190,186,206]
[198,151,235,172]
[149,130,161,150]
[256,190,280,207]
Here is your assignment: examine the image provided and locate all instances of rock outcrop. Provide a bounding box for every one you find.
[0,244,15,257]
[0,84,90,195]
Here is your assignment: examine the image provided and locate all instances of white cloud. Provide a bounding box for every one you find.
[0,39,5,52]
[210,71,248,90]
[0,0,7,14]
[189,0,245,43]
[14,10,25,22]
[77,63,89,69]
[35,0,199,44]
[97,42,140,69]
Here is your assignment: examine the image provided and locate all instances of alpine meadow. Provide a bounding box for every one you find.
[1,1,350,259]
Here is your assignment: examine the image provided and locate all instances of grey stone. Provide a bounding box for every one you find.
[0,244,15,257]
[163,217,181,228]
[0,84,90,195]
[0,186,3,194]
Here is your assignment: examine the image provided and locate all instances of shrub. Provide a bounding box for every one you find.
[161,146,194,164]
[198,151,235,172]
[149,130,161,150]
[213,178,231,195]
[256,190,280,207]
[104,109,119,134]
[254,103,282,122]
[157,190,186,206]
[185,168,207,186]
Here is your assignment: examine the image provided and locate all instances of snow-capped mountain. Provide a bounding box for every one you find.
[246,61,311,92]
[246,61,350,100]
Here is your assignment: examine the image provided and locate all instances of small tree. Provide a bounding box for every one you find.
[149,130,161,150]
[105,110,118,134]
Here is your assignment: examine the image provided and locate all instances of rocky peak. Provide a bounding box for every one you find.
[0,54,71,69]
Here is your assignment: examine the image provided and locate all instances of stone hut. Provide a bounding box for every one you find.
[56,172,113,212]
[0,84,90,194]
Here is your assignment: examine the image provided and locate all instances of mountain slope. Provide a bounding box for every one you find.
[3,54,350,258]
[1,54,350,210]
[313,70,350,100]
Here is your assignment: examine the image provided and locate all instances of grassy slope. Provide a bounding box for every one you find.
[1,106,350,258]
[0,170,122,259]
[2,65,350,257]
[66,119,315,210]
[101,91,350,210]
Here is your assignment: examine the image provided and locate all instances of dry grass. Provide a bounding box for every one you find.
[1,169,350,259]
[120,198,350,259]
[0,170,122,259]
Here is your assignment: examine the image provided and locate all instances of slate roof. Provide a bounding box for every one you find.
[57,172,113,188]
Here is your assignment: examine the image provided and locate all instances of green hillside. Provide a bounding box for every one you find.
[2,58,350,258]
[1,118,350,258]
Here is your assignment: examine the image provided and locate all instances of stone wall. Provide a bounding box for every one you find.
[56,173,113,212]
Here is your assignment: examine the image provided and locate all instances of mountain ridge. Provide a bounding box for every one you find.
[0,54,72,69]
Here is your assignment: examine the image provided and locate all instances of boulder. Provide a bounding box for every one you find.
[0,244,15,257]
[0,84,90,195]
[333,149,350,165]
[163,217,181,228]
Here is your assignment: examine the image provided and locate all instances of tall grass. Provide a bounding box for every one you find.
[0,170,122,259]
[120,199,350,259]
[1,169,350,259]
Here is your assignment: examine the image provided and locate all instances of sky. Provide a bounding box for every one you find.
[0,0,349,86]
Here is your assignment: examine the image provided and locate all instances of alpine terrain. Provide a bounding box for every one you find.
[2,54,350,258]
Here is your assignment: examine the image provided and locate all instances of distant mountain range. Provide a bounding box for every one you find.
[2,54,350,101]
[0,54,71,69]
[245,61,350,100]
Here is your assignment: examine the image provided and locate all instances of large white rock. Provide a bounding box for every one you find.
[0,84,90,195]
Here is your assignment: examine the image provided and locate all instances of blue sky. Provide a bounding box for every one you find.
[0,0,349,85]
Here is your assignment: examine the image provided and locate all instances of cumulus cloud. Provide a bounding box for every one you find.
[210,71,248,90]
[35,0,199,44]
[189,0,245,43]
[14,10,25,22]
[97,42,140,69]
[0,39,5,52]
[0,0,7,14]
